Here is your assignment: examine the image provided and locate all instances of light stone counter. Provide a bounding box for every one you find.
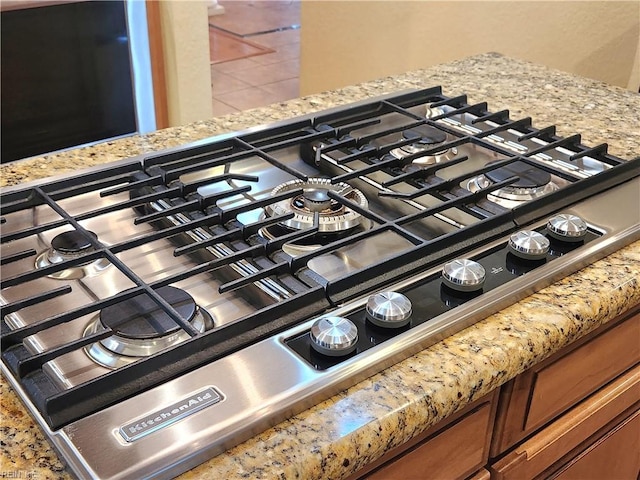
[1,53,638,479]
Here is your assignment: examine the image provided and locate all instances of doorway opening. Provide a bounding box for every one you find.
[208,1,301,115]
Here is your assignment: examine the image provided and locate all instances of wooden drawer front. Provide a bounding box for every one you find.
[525,313,639,432]
[491,310,639,454]
[367,402,493,480]
[550,410,640,480]
[490,366,640,480]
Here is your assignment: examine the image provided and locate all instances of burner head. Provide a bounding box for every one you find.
[402,125,447,146]
[485,161,551,189]
[35,229,110,279]
[465,160,560,209]
[51,230,96,254]
[264,178,369,233]
[390,125,457,166]
[84,286,214,368]
[260,178,372,257]
[301,188,333,212]
[100,286,196,339]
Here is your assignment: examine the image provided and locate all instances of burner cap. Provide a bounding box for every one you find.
[302,188,332,212]
[51,230,96,254]
[100,286,197,339]
[36,229,110,279]
[390,125,456,166]
[485,161,551,189]
[402,125,447,146]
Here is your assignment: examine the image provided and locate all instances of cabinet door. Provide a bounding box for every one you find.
[490,365,640,480]
[364,397,496,480]
[491,308,640,455]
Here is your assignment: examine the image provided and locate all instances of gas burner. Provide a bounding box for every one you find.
[264,178,370,233]
[390,125,458,166]
[35,230,110,279]
[260,178,371,257]
[465,161,560,209]
[83,286,214,369]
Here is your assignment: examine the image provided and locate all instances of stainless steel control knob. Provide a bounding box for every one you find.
[546,213,588,242]
[310,316,358,356]
[508,230,550,260]
[366,291,412,328]
[442,259,486,292]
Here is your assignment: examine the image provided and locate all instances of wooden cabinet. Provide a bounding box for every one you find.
[490,306,640,480]
[350,306,639,480]
[350,390,498,480]
[549,410,640,480]
[491,307,640,455]
[490,366,640,479]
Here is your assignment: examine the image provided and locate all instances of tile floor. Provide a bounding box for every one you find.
[209,4,300,116]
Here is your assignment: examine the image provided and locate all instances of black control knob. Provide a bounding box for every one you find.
[310,316,358,357]
[508,230,550,260]
[366,291,412,328]
[547,213,588,242]
[442,259,486,292]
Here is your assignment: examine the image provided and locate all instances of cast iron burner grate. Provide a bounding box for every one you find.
[485,161,551,188]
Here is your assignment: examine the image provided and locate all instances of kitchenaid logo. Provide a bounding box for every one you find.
[119,387,222,442]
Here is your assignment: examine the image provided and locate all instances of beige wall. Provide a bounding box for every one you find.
[159,0,213,126]
[300,1,640,95]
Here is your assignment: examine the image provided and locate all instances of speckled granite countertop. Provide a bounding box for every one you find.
[1,53,639,479]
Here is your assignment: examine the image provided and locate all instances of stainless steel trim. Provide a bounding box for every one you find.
[119,387,222,442]
[0,362,97,479]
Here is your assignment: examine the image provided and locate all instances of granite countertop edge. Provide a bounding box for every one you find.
[1,53,639,479]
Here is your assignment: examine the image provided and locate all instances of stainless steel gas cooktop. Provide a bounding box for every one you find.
[1,87,639,479]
